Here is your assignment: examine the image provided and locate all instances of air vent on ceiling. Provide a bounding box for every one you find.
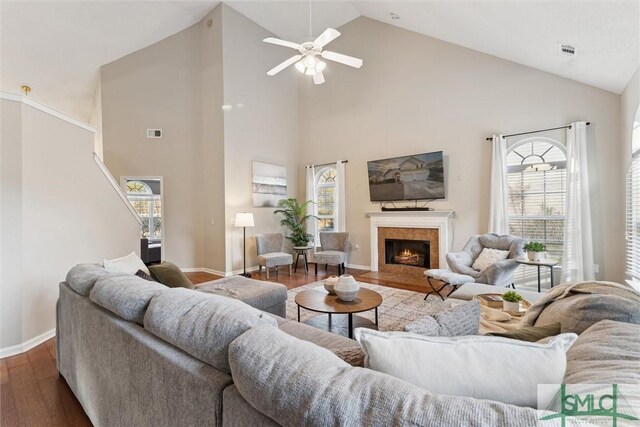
[146,129,162,139]
[559,44,576,57]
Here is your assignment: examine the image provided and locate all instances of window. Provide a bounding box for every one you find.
[125,180,162,240]
[506,138,566,261]
[315,167,337,241]
[626,109,640,284]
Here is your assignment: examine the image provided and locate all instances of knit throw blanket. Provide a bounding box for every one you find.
[521,280,640,328]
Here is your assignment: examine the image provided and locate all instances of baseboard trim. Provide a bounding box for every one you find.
[346,263,371,271]
[0,328,56,358]
[181,266,260,278]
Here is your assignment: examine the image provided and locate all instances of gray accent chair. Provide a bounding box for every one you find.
[255,233,292,279]
[446,233,525,288]
[314,232,349,275]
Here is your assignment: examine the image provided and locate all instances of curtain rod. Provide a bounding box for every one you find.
[485,122,590,141]
[305,160,348,169]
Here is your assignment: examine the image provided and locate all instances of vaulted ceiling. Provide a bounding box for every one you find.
[1,0,638,121]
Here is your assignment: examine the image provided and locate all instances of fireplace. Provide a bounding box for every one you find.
[384,239,430,268]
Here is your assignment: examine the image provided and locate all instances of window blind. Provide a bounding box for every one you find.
[626,157,640,281]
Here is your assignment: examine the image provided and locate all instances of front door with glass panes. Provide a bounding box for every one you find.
[122,178,163,263]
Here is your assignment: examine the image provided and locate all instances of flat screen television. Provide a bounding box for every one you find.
[367,151,445,201]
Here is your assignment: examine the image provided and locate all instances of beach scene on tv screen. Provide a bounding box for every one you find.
[368,152,445,201]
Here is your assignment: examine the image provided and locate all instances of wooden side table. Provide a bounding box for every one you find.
[294,288,383,338]
[293,246,312,273]
[515,258,559,292]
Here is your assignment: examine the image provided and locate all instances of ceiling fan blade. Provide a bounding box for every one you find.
[263,37,302,50]
[313,71,325,85]
[267,55,303,76]
[313,28,340,48]
[321,51,363,68]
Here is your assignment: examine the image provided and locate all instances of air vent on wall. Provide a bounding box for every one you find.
[146,129,162,139]
[559,44,576,57]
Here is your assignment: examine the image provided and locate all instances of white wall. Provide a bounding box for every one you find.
[0,96,139,352]
[101,24,207,269]
[220,5,299,273]
[298,17,624,281]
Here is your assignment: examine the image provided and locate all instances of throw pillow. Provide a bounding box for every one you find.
[355,328,577,408]
[472,248,509,271]
[403,300,480,336]
[135,269,156,282]
[104,251,149,275]
[486,323,561,342]
[331,346,365,367]
[148,261,194,289]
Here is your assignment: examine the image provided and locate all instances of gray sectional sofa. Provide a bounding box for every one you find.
[57,264,640,426]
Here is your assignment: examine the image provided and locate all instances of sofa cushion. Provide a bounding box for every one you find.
[564,320,640,385]
[355,328,577,408]
[229,325,546,426]
[65,263,127,296]
[144,288,277,372]
[90,275,168,325]
[404,300,480,336]
[148,261,194,289]
[196,276,287,313]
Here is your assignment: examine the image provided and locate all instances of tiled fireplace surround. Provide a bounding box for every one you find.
[366,210,454,277]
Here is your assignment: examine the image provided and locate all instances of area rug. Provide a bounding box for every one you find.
[285,281,445,331]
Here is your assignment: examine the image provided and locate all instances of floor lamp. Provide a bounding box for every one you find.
[235,212,254,277]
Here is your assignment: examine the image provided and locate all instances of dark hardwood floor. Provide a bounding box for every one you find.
[1,265,433,426]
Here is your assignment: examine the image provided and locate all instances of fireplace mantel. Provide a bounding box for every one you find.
[366,210,454,272]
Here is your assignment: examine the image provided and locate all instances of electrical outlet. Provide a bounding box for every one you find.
[210,218,215,225]
[354,244,360,252]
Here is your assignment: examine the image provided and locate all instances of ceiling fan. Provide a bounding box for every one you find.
[264,28,363,85]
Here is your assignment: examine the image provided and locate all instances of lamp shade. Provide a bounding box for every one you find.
[235,212,254,227]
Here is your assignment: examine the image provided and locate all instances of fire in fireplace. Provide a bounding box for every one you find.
[384,239,430,268]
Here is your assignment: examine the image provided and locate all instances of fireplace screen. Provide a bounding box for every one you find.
[384,239,430,268]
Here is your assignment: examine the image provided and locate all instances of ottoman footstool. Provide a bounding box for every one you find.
[424,269,475,301]
[196,276,288,317]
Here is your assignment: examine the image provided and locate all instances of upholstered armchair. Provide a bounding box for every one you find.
[314,232,349,275]
[446,233,525,288]
[255,233,292,279]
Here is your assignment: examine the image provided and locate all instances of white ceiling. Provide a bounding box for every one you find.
[1,0,638,122]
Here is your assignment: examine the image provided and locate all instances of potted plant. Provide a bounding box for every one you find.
[523,241,546,262]
[502,290,523,312]
[273,198,319,247]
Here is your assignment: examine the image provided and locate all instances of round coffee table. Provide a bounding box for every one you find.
[295,288,383,338]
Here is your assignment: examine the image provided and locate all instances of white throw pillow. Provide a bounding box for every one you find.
[104,251,149,275]
[355,329,577,408]
[472,248,510,271]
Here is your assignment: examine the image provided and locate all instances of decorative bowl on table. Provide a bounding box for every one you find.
[324,276,339,295]
[335,274,360,302]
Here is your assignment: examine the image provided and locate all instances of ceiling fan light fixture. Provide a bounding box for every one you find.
[304,55,317,68]
[305,67,317,76]
[295,61,305,73]
[316,60,326,72]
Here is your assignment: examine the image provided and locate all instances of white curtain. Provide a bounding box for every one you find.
[335,161,347,232]
[488,135,509,235]
[305,165,317,246]
[562,122,594,282]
